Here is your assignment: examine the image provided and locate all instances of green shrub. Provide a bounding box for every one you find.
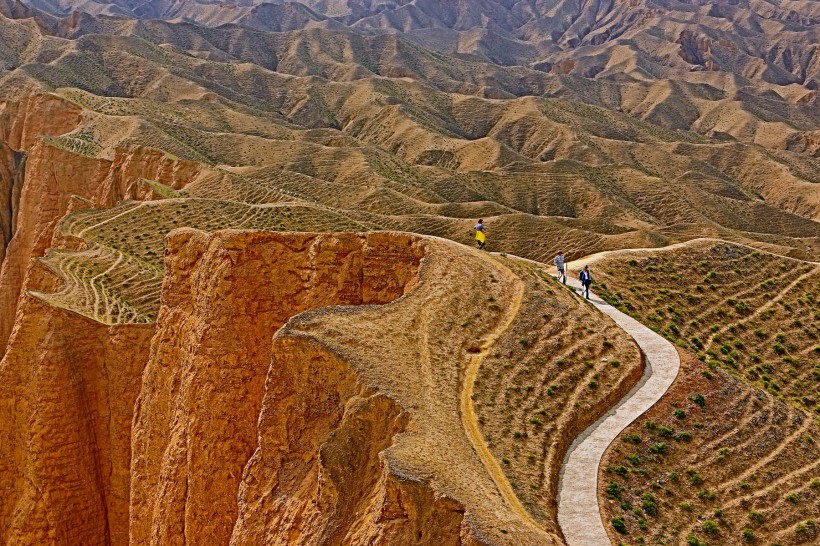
[702,520,719,534]
[748,510,764,524]
[741,528,755,541]
[641,493,658,516]
[606,481,624,499]
[697,489,716,501]
[612,516,627,534]
[690,394,706,407]
[685,534,705,546]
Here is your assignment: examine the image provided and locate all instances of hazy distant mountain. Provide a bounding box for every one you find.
[6,0,819,89]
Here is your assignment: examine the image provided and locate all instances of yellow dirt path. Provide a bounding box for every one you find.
[458,252,543,531]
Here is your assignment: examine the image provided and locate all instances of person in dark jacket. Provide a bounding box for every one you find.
[579,265,592,299]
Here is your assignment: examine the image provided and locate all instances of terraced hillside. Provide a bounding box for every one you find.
[588,241,819,414]
[599,352,820,546]
[577,241,820,545]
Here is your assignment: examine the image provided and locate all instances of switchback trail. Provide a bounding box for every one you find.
[556,271,680,546]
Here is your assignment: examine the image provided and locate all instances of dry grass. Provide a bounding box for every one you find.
[474,259,642,523]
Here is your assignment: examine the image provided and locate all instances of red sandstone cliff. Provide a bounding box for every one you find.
[0,93,201,355]
[129,230,425,545]
[1,228,459,545]
[0,211,154,546]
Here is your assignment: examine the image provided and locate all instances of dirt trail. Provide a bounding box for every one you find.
[556,264,680,546]
[459,252,543,531]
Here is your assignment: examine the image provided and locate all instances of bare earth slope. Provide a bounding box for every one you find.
[10,0,820,93]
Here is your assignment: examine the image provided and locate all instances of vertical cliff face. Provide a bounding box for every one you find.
[0,141,111,353]
[0,94,83,151]
[0,94,83,352]
[0,94,202,355]
[0,141,25,262]
[0,219,155,546]
[0,228,425,546]
[129,230,424,546]
[229,334,472,546]
[92,146,202,206]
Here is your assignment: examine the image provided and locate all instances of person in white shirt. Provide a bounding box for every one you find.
[553,251,566,284]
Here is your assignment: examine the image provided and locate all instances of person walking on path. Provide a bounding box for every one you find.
[579,265,592,299]
[553,251,566,284]
[474,219,487,250]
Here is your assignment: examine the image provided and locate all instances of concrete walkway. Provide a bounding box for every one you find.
[556,274,680,545]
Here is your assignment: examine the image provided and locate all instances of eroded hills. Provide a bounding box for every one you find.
[0,1,818,545]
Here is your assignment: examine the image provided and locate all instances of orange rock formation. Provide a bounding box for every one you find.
[129,230,424,545]
[0,93,201,354]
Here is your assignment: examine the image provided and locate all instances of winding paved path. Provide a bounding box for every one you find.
[556,273,680,545]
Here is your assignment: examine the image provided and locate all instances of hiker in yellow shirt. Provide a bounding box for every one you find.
[473,219,487,250]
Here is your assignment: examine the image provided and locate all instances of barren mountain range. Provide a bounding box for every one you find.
[0,0,817,545]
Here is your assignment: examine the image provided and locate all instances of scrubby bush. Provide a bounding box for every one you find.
[641,493,658,516]
[748,510,764,524]
[685,534,705,546]
[690,394,706,407]
[606,481,624,499]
